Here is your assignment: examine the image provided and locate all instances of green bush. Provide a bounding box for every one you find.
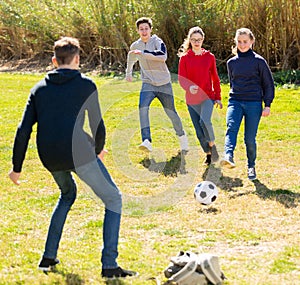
[272,70,300,86]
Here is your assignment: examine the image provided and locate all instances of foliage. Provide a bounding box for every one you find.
[0,0,299,73]
[219,69,300,86]
[272,69,300,86]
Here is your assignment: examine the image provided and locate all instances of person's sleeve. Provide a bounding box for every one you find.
[227,61,233,89]
[125,43,138,77]
[126,52,138,77]
[178,56,191,91]
[142,38,167,62]
[210,55,221,100]
[87,89,106,155]
[259,59,275,107]
[12,94,37,172]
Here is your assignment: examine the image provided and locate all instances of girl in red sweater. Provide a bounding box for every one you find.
[178,26,222,165]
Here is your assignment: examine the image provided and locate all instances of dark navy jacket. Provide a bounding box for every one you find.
[227,49,274,107]
[12,69,105,172]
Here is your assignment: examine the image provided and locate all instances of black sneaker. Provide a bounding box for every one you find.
[220,154,235,168]
[101,266,138,278]
[210,145,219,163]
[38,257,60,272]
[248,167,257,180]
[203,154,212,165]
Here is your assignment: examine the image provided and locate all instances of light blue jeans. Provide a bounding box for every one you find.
[139,82,184,142]
[224,99,262,167]
[43,157,122,269]
[187,99,215,153]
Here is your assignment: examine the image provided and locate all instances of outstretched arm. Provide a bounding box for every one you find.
[125,49,138,81]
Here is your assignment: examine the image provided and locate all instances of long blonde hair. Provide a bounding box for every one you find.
[178,26,205,57]
[232,28,255,55]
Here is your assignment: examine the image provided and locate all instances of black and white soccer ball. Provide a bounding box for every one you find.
[194,181,218,205]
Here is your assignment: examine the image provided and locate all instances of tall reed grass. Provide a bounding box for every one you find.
[0,0,299,73]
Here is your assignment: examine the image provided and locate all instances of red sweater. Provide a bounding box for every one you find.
[178,49,221,105]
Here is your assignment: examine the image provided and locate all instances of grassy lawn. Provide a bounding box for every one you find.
[0,73,299,285]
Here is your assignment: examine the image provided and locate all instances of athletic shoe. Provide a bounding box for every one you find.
[210,145,219,162]
[248,167,257,180]
[204,154,212,166]
[220,154,235,168]
[38,257,60,272]
[101,266,138,278]
[179,132,189,152]
[139,139,152,152]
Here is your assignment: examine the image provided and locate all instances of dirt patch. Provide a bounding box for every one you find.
[0,58,53,73]
[0,58,103,74]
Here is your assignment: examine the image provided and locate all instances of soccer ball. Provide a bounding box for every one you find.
[194,181,218,205]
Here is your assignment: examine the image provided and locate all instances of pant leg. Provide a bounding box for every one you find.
[243,101,262,167]
[198,99,215,142]
[139,83,156,142]
[75,158,122,268]
[188,104,210,153]
[156,83,185,137]
[43,171,77,259]
[224,100,244,158]
[101,208,121,269]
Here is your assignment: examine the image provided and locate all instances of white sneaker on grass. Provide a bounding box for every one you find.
[139,139,152,152]
[220,154,235,168]
[179,132,189,152]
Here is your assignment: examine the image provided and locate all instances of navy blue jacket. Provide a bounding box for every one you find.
[227,49,274,107]
[12,69,105,172]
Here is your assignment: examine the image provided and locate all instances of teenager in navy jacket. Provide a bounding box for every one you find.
[220,28,275,180]
[8,37,136,278]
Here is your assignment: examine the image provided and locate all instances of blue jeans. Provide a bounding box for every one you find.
[139,82,184,142]
[43,158,122,269]
[224,99,262,167]
[187,100,215,153]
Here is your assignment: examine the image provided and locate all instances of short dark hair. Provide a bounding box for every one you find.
[54,37,80,65]
[136,17,152,29]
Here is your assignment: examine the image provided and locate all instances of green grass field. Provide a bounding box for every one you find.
[0,73,299,284]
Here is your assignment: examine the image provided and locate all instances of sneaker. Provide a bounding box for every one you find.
[179,132,189,152]
[210,145,219,163]
[220,154,235,168]
[101,266,138,278]
[248,167,257,180]
[139,139,152,152]
[38,257,60,272]
[204,154,212,166]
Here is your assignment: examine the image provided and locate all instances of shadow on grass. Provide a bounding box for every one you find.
[45,269,84,285]
[201,164,244,191]
[253,179,299,208]
[105,279,126,285]
[198,206,220,214]
[47,268,128,285]
[201,165,299,208]
[140,151,187,176]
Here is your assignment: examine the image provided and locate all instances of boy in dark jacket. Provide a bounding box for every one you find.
[8,37,136,278]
